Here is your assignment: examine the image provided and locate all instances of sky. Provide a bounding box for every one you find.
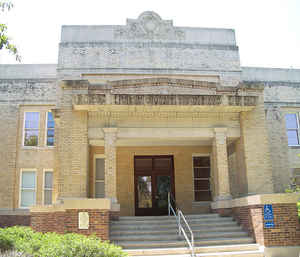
[1,0,300,68]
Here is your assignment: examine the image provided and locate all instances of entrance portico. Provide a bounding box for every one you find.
[50,77,274,216]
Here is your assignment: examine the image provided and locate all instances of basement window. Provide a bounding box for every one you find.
[285,113,299,146]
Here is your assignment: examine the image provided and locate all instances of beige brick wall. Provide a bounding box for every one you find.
[240,96,274,194]
[0,105,19,209]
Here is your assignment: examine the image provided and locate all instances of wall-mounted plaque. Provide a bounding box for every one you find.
[78,212,89,229]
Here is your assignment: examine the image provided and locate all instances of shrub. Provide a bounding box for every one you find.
[0,227,127,257]
[0,234,14,253]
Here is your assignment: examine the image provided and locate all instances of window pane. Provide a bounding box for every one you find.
[21,190,35,207]
[45,172,53,188]
[287,130,299,145]
[195,191,211,201]
[96,159,105,180]
[22,172,35,188]
[47,129,55,137]
[25,112,39,129]
[44,190,52,205]
[24,130,38,146]
[95,182,105,198]
[47,112,54,128]
[47,137,54,146]
[194,180,210,190]
[194,168,210,178]
[193,157,210,167]
[285,114,298,129]
[137,176,152,208]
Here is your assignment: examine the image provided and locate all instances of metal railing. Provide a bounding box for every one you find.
[168,192,195,257]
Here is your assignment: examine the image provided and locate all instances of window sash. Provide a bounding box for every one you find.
[193,156,211,201]
[44,171,53,205]
[20,171,36,208]
[286,113,300,146]
[24,112,39,146]
[46,112,55,146]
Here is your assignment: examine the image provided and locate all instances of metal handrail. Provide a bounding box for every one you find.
[168,192,195,257]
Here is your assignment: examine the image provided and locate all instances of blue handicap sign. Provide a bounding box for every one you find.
[264,204,274,220]
[265,220,275,228]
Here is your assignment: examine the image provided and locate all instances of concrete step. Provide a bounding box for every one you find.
[111,231,249,242]
[119,214,219,221]
[124,244,261,256]
[111,221,238,231]
[110,226,243,236]
[114,237,255,249]
[112,217,233,226]
[129,250,264,257]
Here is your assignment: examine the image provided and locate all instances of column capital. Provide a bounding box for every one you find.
[214,127,228,135]
[103,127,118,134]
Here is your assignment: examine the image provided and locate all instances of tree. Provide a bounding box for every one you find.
[0,1,21,61]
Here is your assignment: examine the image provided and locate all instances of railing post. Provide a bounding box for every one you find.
[178,211,181,237]
[168,192,170,216]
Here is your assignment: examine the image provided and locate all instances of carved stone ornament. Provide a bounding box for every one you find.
[114,11,185,40]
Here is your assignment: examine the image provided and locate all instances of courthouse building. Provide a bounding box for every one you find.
[0,11,299,256]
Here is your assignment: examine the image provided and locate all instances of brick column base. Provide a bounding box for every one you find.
[215,203,300,246]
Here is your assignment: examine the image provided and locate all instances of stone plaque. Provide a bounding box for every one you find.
[78,212,89,229]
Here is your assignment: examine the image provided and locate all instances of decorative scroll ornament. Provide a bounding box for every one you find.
[114,11,185,40]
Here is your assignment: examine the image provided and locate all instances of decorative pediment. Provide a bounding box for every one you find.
[114,11,185,40]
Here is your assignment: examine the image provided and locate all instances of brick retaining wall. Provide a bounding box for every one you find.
[215,203,300,246]
[30,209,119,240]
[0,215,30,227]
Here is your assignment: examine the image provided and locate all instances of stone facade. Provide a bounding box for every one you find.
[0,11,300,249]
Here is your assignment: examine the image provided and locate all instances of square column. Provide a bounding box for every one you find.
[213,128,232,201]
[103,128,118,203]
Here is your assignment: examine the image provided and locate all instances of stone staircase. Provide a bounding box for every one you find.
[110,214,264,257]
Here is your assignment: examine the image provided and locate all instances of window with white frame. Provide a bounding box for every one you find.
[285,113,299,146]
[24,112,39,146]
[46,112,54,146]
[20,171,36,208]
[44,171,53,205]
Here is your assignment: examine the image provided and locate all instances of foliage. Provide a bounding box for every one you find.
[0,226,128,257]
[285,178,300,193]
[0,0,21,61]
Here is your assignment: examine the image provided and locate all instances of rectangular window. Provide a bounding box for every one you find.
[44,171,53,205]
[95,158,105,198]
[46,112,54,146]
[285,113,299,146]
[24,112,39,146]
[193,156,212,201]
[20,171,36,208]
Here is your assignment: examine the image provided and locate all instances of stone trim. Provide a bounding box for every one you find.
[211,193,300,210]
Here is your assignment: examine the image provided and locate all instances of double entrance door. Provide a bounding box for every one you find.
[134,155,175,216]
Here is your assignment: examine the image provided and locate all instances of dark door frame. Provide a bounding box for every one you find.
[134,155,175,216]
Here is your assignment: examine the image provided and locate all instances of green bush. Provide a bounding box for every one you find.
[0,233,14,253]
[0,227,127,257]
